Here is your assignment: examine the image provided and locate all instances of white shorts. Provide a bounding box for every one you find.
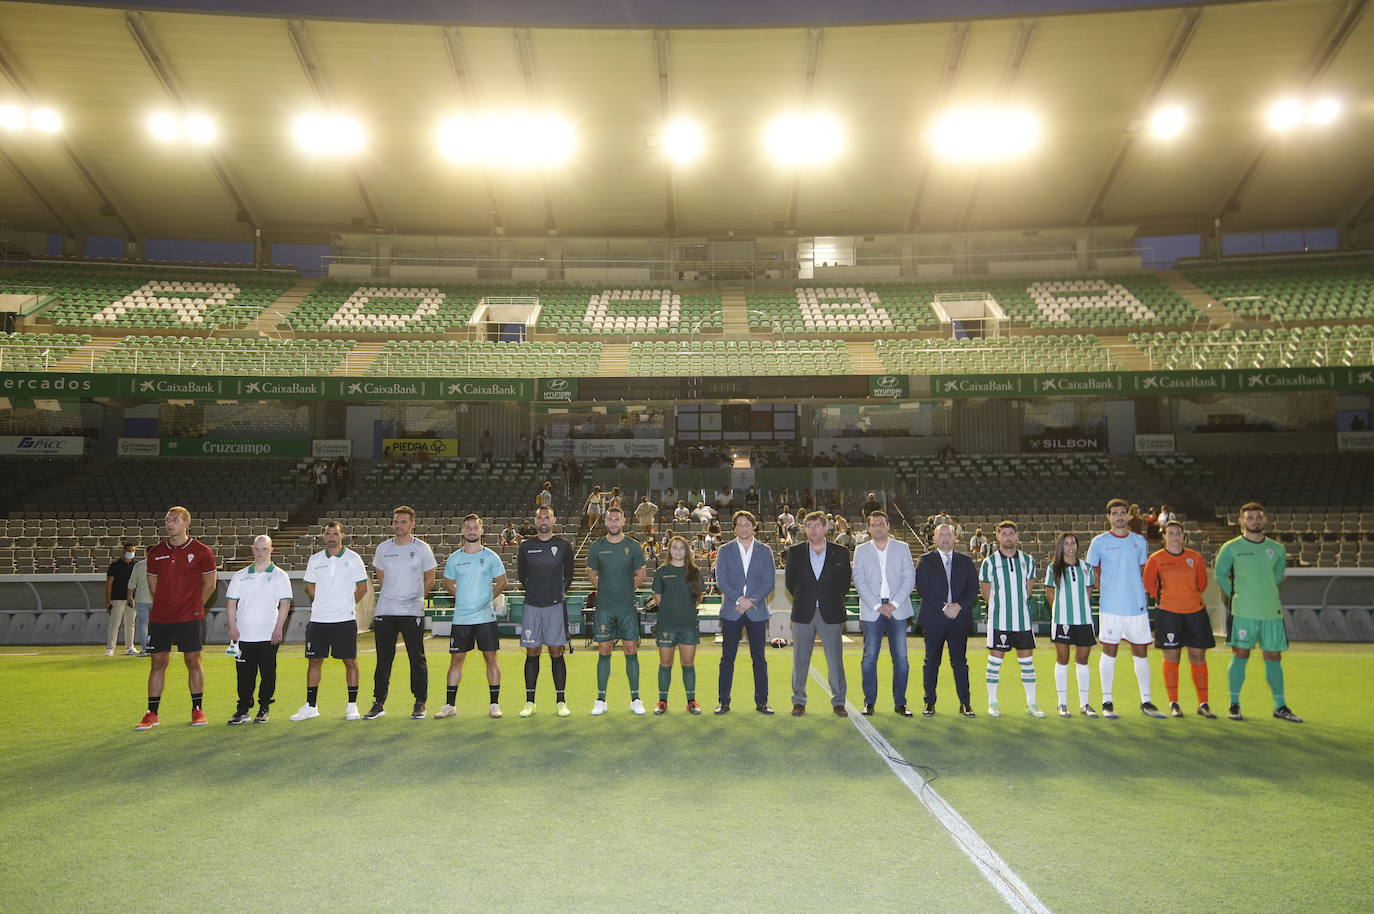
[1098,612,1152,645]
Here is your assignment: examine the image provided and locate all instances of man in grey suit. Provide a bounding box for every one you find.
[784,511,852,717]
[713,510,776,715]
[852,510,916,717]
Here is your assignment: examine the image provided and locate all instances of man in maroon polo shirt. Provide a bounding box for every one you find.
[134,506,218,730]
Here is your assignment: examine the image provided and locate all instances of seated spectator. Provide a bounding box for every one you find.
[500,522,519,554]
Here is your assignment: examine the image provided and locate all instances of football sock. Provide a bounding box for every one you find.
[658,664,672,701]
[1228,654,1248,704]
[1054,662,1068,705]
[1075,662,1091,706]
[346,685,358,703]
[985,655,1003,706]
[190,692,203,712]
[1162,659,1180,703]
[1019,657,1037,706]
[524,655,539,702]
[552,654,567,703]
[306,686,318,708]
[1098,653,1116,703]
[446,685,458,705]
[1190,662,1209,704]
[1132,654,1152,703]
[626,654,641,700]
[488,685,500,704]
[596,654,610,700]
[147,696,161,715]
[1264,658,1286,709]
[682,664,696,701]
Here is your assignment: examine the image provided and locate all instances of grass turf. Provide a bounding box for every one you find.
[1,640,1371,912]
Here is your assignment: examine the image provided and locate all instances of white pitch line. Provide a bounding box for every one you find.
[808,666,1051,914]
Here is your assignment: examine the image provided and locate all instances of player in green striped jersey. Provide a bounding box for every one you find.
[1044,532,1098,719]
[978,521,1044,718]
[1215,502,1302,723]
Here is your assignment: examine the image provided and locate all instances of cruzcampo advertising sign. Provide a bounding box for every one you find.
[160,438,312,457]
[867,374,910,399]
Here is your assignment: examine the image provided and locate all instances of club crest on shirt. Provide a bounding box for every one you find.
[551,546,558,556]
[1265,549,1274,558]
[1186,558,1194,566]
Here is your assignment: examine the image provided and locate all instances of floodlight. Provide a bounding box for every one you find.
[0,105,23,130]
[0,105,62,132]
[927,107,1040,162]
[148,112,179,141]
[436,112,576,168]
[1147,105,1187,140]
[1266,99,1304,131]
[661,117,704,165]
[764,113,844,167]
[185,114,218,144]
[1307,97,1341,126]
[30,108,61,133]
[293,113,365,155]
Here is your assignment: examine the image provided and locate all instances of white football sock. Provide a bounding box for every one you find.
[1099,652,1116,703]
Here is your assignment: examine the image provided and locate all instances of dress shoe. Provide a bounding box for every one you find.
[755,704,774,715]
[791,704,805,717]
[958,704,977,718]
[861,703,875,716]
[832,705,848,718]
[895,705,914,717]
[714,703,730,715]
[923,703,936,717]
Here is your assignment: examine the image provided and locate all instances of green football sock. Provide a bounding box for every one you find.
[682,664,696,701]
[626,654,640,700]
[1227,654,1248,705]
[658,664,672,701]
[596,654,610,700]
[1263,658,1286,709]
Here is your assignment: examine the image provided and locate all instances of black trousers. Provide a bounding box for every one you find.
[374,615,428,703]
[922,616,972,707]
[236,641,279,712]
[718,615,768,706]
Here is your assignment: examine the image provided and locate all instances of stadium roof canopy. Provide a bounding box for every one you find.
[0,0,1370,242]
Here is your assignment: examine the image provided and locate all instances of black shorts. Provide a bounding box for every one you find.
[449,621,501,653]
[987,628,1036,653]
[147,620,203,654]
[1154,609,1216,650]
[305,620,358,660]
[1050,622,1097,646]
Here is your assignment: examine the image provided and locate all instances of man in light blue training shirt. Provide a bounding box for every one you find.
[435,514,508,720]
[1087,497,1163,720]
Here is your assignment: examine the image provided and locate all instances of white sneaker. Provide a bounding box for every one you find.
[987,702,1001,718]
[105,648,114,656]
[630,699,646,716]
[519,702,536,718]
[590,699,608,716]
[434,704,457,719]
[344,703,361,721]
[289,704,320,721]
[1026,704,1046,718]
[489,703,503,719]
[124,648,139,655]
[1057,703,1072,718]
[556,701,571,717]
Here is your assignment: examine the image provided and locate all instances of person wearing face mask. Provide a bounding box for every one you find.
[104,541,139,656]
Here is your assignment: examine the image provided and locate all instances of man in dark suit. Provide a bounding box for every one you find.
[915,522,980,717]
[784,511,852,717]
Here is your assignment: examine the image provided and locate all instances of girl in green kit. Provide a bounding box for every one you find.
[648,535,703,715]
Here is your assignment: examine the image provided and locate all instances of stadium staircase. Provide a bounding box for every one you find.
[1158,270,1238,327]
[336,341,384,375]
[53,337,118,372]
[242,277,321,334]
[845,341,883,373]
[721,291,750,336]
[595,343,630,376]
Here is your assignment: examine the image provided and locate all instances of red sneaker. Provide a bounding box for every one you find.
[190,708,208,726]
[134,712,160,731]
[687,700,702,715]
[653,700,668,715]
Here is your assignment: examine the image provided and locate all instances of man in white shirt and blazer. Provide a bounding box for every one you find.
[852,510,916,717]
[713,510,776,715]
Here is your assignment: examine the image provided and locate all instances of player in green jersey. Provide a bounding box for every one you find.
[647,535,704,715]
[586,507,648,715]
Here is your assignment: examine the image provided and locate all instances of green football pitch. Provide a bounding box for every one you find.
[3,641,1372,913]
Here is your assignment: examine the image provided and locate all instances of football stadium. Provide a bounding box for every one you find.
[2,0,1373,910]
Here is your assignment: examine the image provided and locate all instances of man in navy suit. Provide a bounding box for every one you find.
[915,523,979,717]
[713,510,776,714]
[784,511,852,717]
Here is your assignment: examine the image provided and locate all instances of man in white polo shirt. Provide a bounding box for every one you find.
[225,535,293,725]
[366,505,437,720]
[291,520,369,722]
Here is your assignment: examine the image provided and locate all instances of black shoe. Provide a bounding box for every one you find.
[252,707,270,724]
[832,705,848,718]
[363,702,385,720]
[1197,702,1218,719]
[1273,705,1304,723]
[895,706,913,718]
[923,703,936,717]
[714,703,731,715]
[791,704,805,717]
[958,704,976,718]
[1169,701,1184,718]
[227,710,250,725]
[1228,703,1243,721]
[410,701,426,719]
[754,704,774,715]
[1101,701,1119,719]
[1141,701,1166,719]
[861,703,875,716]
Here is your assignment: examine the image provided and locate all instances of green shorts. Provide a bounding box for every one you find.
[593,608,641,643]
[654,628,701,647]
[1226,614,1289,652]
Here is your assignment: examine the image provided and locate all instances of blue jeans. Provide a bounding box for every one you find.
[717,614,768,706]
[861,615,910,707]
[135,602,152,652]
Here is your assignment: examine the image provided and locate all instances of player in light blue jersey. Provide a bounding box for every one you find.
[1087,498,1163,720]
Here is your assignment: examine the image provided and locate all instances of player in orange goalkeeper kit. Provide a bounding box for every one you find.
[1143,520,1215,719]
